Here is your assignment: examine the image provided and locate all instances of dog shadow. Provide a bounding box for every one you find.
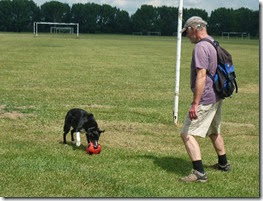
[137,154,192,176]
[59,141,86,151]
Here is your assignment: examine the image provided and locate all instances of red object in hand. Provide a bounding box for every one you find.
[86,142,101,155]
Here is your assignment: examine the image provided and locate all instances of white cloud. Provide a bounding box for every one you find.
[114,0,127,7]
[146,0,162,7]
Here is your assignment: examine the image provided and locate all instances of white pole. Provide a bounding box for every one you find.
[77,23,79,37]
[33,22,35,35]
[36,22,38,36]
[173,0,183,125]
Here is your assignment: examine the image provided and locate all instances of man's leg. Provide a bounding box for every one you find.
[181,134,202,161]
[179,103,220,182]
[209,133,225,155]
[180,134,207,182]
[209,133,230,172]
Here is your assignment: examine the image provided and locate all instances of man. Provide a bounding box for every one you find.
[180,16,230,182]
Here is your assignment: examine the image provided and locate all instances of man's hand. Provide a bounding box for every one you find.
[189,103,198,121]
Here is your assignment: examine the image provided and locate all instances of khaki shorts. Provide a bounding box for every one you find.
[181,100,222,138]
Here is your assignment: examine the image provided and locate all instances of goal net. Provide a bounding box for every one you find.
[33,22,79,37]
[50,27,74,34]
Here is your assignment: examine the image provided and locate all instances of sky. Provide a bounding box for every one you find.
[33,0,260,16]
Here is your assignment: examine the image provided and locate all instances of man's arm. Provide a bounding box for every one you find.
[189,68,206,120]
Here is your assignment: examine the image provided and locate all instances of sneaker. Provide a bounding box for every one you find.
[179,170,208,182]
[211,163,231,172]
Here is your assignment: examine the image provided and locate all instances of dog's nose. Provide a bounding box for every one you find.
[93,141,98,149]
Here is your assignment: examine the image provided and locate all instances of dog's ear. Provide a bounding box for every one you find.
[99,129,105,134]
[88,113,94,117]
[87,113,94,120]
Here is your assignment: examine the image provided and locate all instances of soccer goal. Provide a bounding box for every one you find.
[221,32,250,40]
[33,22,79,37]
[147,31,161,36]
[132,32,143,36]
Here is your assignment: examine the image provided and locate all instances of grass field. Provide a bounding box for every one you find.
[0,33,259,197]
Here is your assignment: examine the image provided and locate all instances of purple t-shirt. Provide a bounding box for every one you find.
[191,36,221,105]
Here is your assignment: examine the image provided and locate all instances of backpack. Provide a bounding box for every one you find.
[199,38,238,99]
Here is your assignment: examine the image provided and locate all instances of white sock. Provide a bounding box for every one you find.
[76,132,81,146]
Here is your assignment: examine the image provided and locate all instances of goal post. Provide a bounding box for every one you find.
[33,22,79,37]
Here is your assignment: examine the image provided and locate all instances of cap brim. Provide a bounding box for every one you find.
[180,27,186,33]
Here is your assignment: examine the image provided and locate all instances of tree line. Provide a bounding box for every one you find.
[0,0,259,36]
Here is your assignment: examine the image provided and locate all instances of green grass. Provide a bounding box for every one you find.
[0,33,259,197]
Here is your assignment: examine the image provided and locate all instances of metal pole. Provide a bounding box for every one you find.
[173,0,183,125]
[77,23,79,37]
[36,22,38,36]
[33,22,35,35]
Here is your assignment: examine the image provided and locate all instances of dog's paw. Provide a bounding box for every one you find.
[76,141,81,146]
[71,141,76,145]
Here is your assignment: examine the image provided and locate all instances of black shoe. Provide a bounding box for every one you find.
[211,163,231,172]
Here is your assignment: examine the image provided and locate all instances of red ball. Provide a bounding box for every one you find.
[86,142,101,155]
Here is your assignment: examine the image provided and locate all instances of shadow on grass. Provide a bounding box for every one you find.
[59,141,86,151]
[138,154,192,176]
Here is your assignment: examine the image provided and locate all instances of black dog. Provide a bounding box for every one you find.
[63,108,105,148]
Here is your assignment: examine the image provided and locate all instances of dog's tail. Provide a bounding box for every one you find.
[63,112,72,134]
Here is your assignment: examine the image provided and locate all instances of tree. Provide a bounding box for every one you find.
[12,0,40,32]
[156,6,178,36]
[85,3,100,33]
[0,0,259,36]
[209,8,234,35]
[115,10,131,34]
[97,4,117,33]
[131,5,158,34]
[0,0,12,31]
[40,1,70,22]
[249,10,259,37]
[208,7,259,37]
[233,8,256,35]
[0,0,39,32]
[71,3,88,32]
